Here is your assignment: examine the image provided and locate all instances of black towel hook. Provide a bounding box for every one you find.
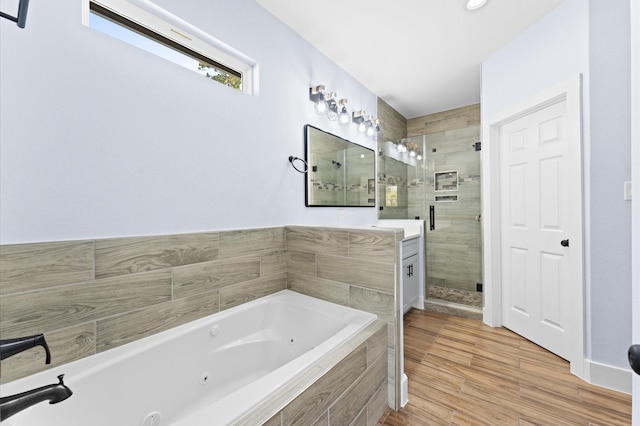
[1,0,30,28]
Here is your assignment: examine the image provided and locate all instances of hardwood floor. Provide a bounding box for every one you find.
[378,309,632,425]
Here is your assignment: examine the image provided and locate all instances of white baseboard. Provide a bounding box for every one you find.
[413,296,425,310]
[584,359,632,394]
[401,374,409,407]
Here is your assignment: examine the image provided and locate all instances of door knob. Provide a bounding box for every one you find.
[560,239,569,247]
[629,344,640,375]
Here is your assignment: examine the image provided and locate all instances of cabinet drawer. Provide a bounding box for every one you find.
[402,238,419,259]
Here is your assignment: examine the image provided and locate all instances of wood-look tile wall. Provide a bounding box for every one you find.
[407,103,480,136]
[285,226,403,409]
[1,225,401,421]
[377,98,407,142]
[0,227,287,383]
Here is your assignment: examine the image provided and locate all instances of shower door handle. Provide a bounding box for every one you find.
[429,205,435,231]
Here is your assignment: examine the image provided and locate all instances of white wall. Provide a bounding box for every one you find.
[482,0,633,372]
[0,0,379,244]
[587,0,633,371]
[631,0,639,418]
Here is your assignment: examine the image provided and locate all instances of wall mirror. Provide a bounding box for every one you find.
[304,124,375,207]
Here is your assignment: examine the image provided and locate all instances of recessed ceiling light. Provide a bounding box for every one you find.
[466,0,488,11]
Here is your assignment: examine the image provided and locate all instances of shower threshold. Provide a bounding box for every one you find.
[425,299,482,320]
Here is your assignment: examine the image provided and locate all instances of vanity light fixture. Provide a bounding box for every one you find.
[338,99,351,126]
[326,93,338,121]
[465,0,488,11]
[365,115,376,137]
[353,110,367,133]
[310,85,328,114]
[372,119,381,137]
[309,85,381,138]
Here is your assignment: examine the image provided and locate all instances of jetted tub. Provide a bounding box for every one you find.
[2,290,377,425]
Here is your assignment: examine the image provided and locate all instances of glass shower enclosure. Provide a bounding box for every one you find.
[378,126,482,311]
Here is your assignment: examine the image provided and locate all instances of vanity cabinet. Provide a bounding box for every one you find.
[402,238,420,314]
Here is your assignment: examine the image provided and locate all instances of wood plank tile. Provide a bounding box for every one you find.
[349,286,395,325]
[348,231,397,263]
[0,270,172,337]
[0,322,95,384]
[379,309,632,426]
[172,255,260,299]
[95,233,219,278]
[317,254,394,294]
[287,272,349,306]
[329,352,387,426]
[218,273,286,311]
[285,227,348,256]
[0,241,94,294]
[218,227,285,259]
[286,251,316,277]
[282,345,367,425]
[367,381,390,426]
[261,249,287,277]
[96,288,219,352]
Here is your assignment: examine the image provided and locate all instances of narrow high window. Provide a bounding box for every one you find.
[85,0,255,94]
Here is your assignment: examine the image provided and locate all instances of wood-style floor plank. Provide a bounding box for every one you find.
[378,309,632,425]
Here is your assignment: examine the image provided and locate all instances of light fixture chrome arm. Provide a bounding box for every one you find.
[0,0,29,28]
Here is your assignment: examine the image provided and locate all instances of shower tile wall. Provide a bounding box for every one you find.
[424,127,481,293]
[408,104,482,296]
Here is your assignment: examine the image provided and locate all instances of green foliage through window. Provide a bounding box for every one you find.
[89,1,244,92]
[198,62,242,90]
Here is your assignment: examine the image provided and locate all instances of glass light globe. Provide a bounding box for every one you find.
[314,100,327,114]
[338,107,351,126]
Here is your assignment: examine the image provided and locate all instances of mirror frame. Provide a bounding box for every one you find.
[304,124,376,208]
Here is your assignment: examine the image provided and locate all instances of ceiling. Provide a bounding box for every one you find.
[256,0,565,119]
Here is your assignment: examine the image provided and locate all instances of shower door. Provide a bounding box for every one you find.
[424,126,482,308]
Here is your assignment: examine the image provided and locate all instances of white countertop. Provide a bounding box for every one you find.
[360,220,424,239]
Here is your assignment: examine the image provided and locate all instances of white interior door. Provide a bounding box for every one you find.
[493,78,584,371]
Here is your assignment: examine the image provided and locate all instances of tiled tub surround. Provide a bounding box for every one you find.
[0,228,288,384]
[0,225,401,421]
[286,226,403,409]
[1,290,387,426]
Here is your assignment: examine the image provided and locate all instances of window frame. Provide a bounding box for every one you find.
[84,0,255,95]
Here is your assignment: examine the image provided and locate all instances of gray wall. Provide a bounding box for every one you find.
[481,0,632,370]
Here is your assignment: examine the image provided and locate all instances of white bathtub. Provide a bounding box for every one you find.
[2,290,377,425]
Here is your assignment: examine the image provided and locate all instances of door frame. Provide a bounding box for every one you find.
[631,0,639,421]
[481,74,586,379]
